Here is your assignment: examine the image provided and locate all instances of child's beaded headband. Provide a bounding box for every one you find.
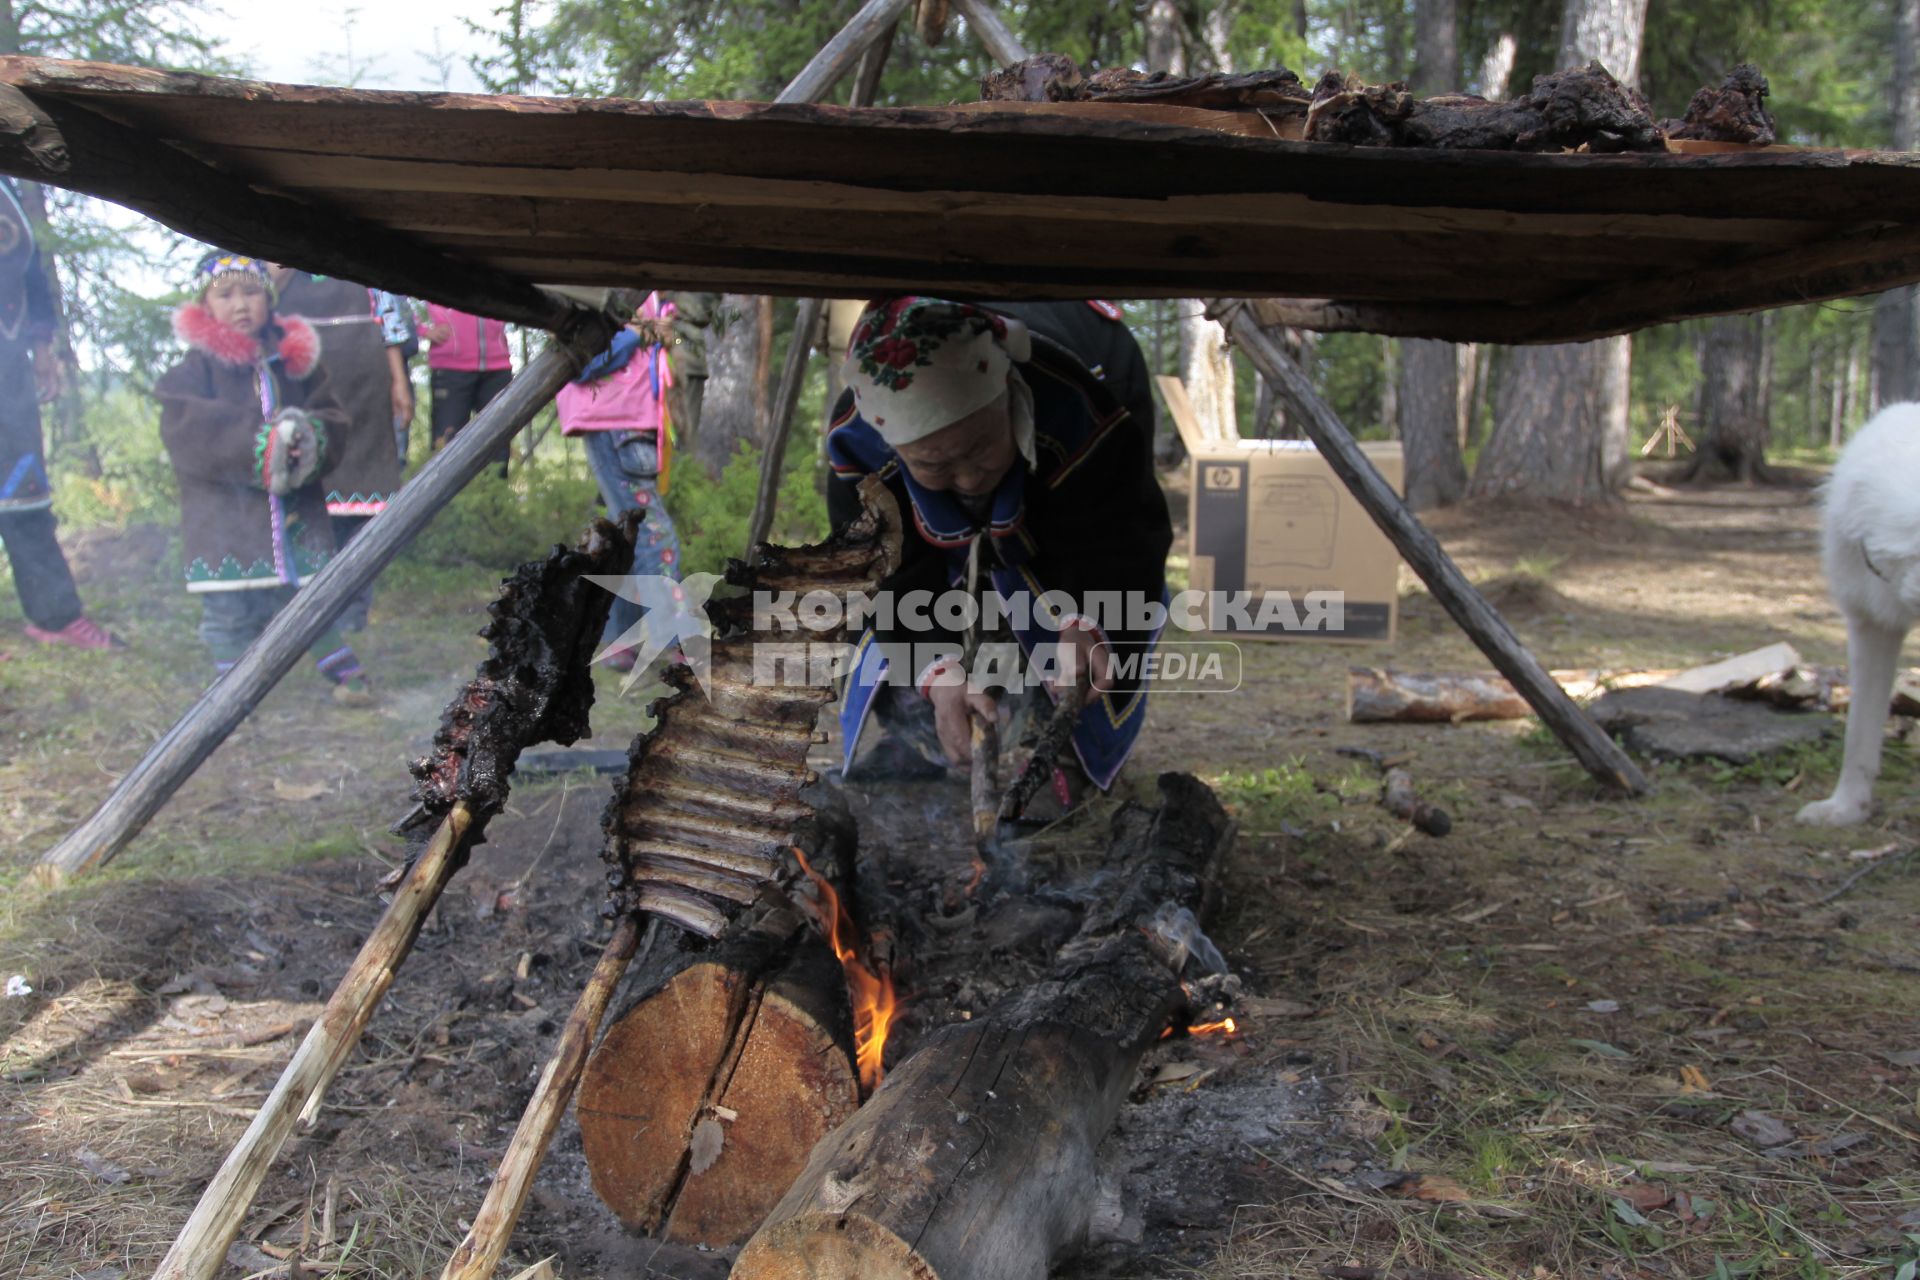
[193,251,277,303]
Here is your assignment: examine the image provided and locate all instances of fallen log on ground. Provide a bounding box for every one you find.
[732,773,1233,1280]
[1346,648,1920,724]
[1346,666,1677,722]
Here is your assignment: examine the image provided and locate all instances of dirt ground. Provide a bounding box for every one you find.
[2,470,1916,1280]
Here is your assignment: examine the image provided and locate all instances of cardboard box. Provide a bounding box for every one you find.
[1186,440,1404,643]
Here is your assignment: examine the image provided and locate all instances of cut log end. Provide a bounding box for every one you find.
[578,931,859,1247]
[732,1213,935,1280]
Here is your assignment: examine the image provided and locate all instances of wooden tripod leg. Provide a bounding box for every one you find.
[439,914,648,1280]
[152,803,476,1280]
[1217,303,1650,796]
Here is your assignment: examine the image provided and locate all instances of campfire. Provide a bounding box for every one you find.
[152,482,1247,1280]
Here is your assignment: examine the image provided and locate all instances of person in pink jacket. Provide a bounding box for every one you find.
[419,304,513,473]
[555,292,683,670]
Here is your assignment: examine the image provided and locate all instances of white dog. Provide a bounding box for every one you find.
[1796,403,1920,826]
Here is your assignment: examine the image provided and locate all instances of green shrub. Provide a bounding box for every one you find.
[667,440,830,578]
[393,456,601,578]
[50,387,180,530]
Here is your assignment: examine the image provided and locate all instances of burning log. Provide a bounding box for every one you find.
[577,903,866,1247]
[733,773,1233,1280]
[153,518,636,1280]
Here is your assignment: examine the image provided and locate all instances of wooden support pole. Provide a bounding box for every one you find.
[745,7,894,556]
[949,0,1031,64]
[745,296,825,554]
[35,312,624,884]
[0,82,580,331]
[774,0,915,106]
[850,20,897,105]
[1215,301,1650,796]
[440,914,647,1280]
[152,804,477,1280]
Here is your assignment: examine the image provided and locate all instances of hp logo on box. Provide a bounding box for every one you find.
[1203,465,1242,491]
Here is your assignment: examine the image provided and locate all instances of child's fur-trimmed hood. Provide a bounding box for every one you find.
[174,303,321,377]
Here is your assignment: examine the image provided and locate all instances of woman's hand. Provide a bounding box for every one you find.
[928,678,1001,774]
[1051,623,1113,694]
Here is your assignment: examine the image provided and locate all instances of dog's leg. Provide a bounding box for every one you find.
[1797,613,1907,826]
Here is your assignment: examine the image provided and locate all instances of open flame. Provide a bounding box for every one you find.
[1161,1016,1239,1040]
[792,847,898,1092]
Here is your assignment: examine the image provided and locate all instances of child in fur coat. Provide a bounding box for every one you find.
[157,252,372,702]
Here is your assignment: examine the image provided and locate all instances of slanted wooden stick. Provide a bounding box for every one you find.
[970,712,999,849]
[998,679,1090,823]
[439,913,647,1280]
[152,803,476,1280]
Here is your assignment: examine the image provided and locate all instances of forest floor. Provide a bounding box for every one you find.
[1,464,1916,1280]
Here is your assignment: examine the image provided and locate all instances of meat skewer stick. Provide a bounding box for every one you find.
[151,518,635,1280]
[440,914,648,1280]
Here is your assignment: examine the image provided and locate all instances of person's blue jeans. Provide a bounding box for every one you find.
[581,430,682,652]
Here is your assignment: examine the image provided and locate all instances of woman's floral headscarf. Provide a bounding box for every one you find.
[842,297,1033,448]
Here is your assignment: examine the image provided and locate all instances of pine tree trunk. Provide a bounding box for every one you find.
[1400,336,1468,507]
[694,294,768,478]
[1471,342,1614,501]
[1479,32,1517,99]
[1871,0,1920,409]
[1182,314,1236,441]
[1457,344,1478,445]
[1145,0,1183,74]
[1844,334,1862,431]
[1686,314,1769,482]
[1472,0,1646,504]
[1380,337,1399,435]
[1396,0,1466,508]
[1757,309,1775,431]
[1830,340,1847,448]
